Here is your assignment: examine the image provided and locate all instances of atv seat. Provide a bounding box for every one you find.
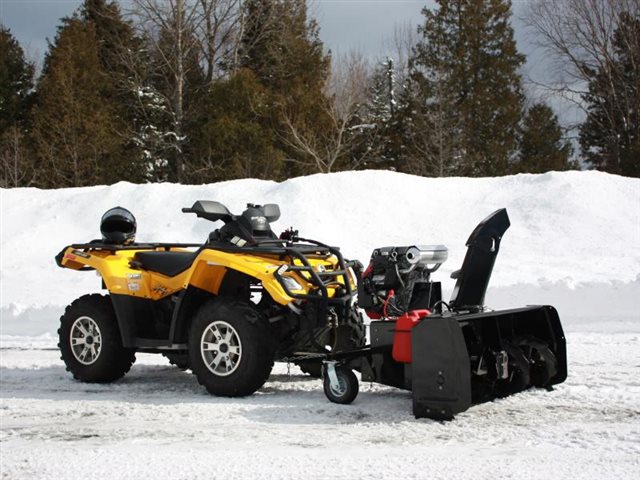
[133,251,198,277]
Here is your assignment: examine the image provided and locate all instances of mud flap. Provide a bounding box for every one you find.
[411,316,472,420]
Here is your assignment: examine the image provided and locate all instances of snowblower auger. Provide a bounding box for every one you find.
[337,208,567,420]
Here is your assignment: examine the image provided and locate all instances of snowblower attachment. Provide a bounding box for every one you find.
[358,209,567,420]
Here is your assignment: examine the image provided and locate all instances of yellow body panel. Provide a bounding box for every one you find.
[60,246,353,305]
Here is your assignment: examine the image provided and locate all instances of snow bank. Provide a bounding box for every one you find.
[1,170,639,336]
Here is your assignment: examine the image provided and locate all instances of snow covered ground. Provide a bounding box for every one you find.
[1,329,639,480]
[1,170,639,478]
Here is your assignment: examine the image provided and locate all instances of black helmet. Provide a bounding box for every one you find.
[101,206,136,245]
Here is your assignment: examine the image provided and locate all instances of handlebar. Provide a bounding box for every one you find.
[182,208,194,213]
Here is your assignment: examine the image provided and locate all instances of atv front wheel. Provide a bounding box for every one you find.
[58,294,135,383]
[189,300,275,396]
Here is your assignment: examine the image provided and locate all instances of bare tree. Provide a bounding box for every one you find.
[526,0,639,172]
[280,52,370,173]
[126,0,195,182]
[125,0,250,181]
[0,127,35,188]
[403,71,464,177]
[526,0,639,113]
[127,0,245,180]
[196,0,244,82]
[384,21,418,86]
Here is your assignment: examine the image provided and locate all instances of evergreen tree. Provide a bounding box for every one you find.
[239,0,328,98]
[0,26,35,187]
[412,0,525,176]
[517,103,573,173]
[238,0,331,175]
[0,26,34,133]
[81,0,136,78]
[579,12,639,177]
[357,57,400,169]
[190,69,285,182]
[30,0,141,187]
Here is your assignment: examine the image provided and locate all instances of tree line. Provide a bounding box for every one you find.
[1,0,638,188]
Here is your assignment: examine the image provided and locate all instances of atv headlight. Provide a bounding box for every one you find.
[281,276,303,292]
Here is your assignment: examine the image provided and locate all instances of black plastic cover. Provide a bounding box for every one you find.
[411,316,472,420]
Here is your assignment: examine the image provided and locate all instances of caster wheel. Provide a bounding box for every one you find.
[323,364,359,404]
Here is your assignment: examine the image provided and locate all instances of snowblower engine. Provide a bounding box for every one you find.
[359,245,448,318]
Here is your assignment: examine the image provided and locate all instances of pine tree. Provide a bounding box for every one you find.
[0,26,35,187]
[30,1,141,187]
[411,0,525,176]
[517,103,573,173]
[579,11,639,177]
[357,58,399,169]
[190,69,285,182]
[357,58,396,168]
[0,26,34,133]
[238,0,331,175]
[239,0,328,98]
[82,0,143,183]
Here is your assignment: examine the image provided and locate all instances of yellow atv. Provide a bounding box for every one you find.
[55,202,365,396]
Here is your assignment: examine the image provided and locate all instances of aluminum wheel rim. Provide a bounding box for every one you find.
[70,316,102,365]
[200,321,242,377]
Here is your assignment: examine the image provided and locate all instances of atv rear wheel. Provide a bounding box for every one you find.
[189,299,275,396]
[297,307,366,378]
[162,352,190,370]
[58,294,135,383]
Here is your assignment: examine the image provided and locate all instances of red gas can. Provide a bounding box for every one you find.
[392,309,431,363]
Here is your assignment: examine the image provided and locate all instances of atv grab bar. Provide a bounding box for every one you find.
[272,239,354,305]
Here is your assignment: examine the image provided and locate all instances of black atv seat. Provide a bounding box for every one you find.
[133,251,198,277]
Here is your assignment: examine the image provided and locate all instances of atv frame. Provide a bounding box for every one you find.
[56,237,358,353]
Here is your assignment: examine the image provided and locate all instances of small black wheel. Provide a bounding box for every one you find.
[323,364,359,404]
[516,337,558,388]
[162,352,190,370]
[189,299,275,397]
[58,294,135,383]
[494,342,530,397]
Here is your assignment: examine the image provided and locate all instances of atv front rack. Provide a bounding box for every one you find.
[271,237,356,304]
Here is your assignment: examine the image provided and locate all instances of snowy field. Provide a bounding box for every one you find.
[1,170,639,479]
